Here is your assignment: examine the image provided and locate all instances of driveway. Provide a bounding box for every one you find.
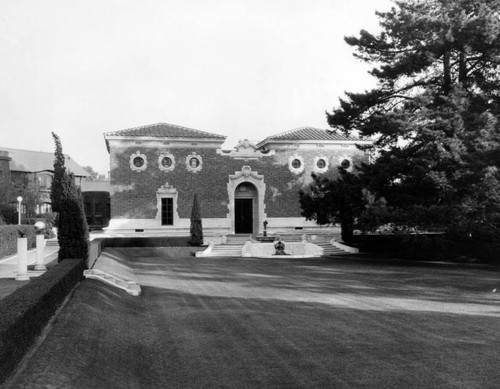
[5,249,500,388]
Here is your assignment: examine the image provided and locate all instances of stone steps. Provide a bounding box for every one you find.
[225,235,252,245]
[314,242,352,256]
[83,269,141,296]
[208,235,250,256]
[209,245,244,257]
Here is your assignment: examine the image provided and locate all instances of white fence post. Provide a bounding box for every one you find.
[35,234,47,271]
[15,237,29,281]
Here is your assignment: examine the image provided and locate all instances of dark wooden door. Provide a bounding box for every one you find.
[235,198,253,233]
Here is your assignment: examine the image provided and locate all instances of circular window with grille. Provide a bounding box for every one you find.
[133,157,144,167]
[313,156,329,173]
[341,159,351,169]
[130,151,147,171]
[159,154,175,171]
[162,157,172,167]
[288,154,304,174]
[338,155,353,172]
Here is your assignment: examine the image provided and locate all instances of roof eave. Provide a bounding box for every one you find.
[104,135,227,143]
[256,138,372,148]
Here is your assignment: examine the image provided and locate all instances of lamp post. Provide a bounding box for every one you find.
[16,196,23,225]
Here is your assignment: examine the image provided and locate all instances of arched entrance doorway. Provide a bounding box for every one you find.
[227,166,267,235]
[234,182,257,234]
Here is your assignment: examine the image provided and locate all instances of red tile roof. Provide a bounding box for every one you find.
[104,122,226,140]
[259,127,358,144]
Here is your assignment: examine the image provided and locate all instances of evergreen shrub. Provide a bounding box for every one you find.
[189,194,204,246]
[0,204,17,225]
[355,233,499,263]
[101,236,191,248]
[57,174,89,262]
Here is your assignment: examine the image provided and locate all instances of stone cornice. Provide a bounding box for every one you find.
[106,137,224,150]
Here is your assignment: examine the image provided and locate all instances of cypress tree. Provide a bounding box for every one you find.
[189,193,203,246]
[57,171,89,261]
[51,134,89,262]
[51,132,66,213]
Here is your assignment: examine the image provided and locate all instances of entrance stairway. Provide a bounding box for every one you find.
[205,234,356,257]
[314,242,352,256]
[274,234,355,256]
[208,235,250,257]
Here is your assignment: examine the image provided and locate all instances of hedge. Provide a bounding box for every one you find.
[0,225,37,260]
[101,236,192,248]
[354,233,500,263]
[0,258,85,384]
[0,235,197,383]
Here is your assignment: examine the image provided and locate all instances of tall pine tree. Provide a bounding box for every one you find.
[325,0,500,234]
[300,170,363,243]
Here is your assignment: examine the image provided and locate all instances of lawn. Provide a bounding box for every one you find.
[4,252,500,388]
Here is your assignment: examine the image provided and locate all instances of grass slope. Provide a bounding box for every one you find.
[5,254,500,388]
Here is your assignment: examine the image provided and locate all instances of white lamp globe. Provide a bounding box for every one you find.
[34,221,46,231]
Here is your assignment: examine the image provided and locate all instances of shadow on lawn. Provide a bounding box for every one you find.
[6,278,500,389]
[99,248,500,316]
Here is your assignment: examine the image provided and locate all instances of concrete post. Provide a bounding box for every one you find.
[35,234,47,271]
[15,237,29,281]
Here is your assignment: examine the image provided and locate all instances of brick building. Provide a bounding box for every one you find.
[0,147,89,217]
[104,123,371,238]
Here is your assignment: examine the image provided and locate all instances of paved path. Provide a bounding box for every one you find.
[5,250,500,388]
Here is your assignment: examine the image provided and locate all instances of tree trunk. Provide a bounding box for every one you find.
[443,48,451,95]
[458,47,467,85]
[340,210,354,244]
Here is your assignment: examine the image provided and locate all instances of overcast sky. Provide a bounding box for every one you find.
[0,0,393,176]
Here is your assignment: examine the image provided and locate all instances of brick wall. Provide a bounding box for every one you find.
[0,151,10,193]
[109,144,367,220]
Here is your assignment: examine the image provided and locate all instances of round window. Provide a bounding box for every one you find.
[133,156,145,168]
[341,159,351,169]
[291,159,302,169]
[189,157,200,168]
[161,156,173,168]
[316,159,326,169]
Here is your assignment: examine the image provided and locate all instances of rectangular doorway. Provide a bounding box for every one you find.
[161,198,174,225]
[235,198,253,234]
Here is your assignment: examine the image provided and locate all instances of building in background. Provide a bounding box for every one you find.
[81,179,111,230]
[0,147,89,219]
[104,123,371,238]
